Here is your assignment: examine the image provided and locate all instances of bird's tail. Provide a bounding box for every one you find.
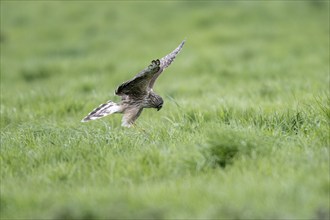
[81,100,121,122]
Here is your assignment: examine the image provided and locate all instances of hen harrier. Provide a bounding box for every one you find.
[81,40,185,127]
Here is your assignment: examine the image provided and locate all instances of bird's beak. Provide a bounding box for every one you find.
[157,106,162,111]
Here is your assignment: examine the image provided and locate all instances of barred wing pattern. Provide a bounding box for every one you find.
[149,39,185,89]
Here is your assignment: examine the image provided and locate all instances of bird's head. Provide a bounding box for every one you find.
[147,92,164,111]
[155,96,163,111]
[149,93,163,111]
[156,102,163,111]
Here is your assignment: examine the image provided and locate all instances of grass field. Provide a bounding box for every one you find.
[1,1,329,219]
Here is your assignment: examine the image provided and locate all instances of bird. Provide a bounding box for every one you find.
[81,40,185,127]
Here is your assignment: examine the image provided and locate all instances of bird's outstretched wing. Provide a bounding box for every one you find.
[115,39,185,99]
[115,59,161,99]
[148,39,185,89]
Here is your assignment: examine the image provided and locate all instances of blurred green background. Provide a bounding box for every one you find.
[1,1,329,219]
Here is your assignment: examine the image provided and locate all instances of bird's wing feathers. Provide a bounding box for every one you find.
[148,39,185,89]
[115,59,161,98]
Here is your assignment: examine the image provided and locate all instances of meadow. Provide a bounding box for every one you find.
[0,1,329,219]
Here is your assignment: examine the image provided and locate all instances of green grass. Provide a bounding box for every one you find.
[1,1,329,219]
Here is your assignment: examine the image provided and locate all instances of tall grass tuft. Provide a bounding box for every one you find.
[204,128,267,168]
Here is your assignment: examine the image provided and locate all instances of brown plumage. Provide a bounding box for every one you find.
[81,40,185,127]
